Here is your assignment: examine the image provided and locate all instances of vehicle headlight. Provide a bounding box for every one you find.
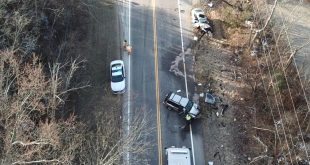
[185,115,192,121]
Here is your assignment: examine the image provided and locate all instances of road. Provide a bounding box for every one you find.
[274,1,310,77]
[119,0,206,164]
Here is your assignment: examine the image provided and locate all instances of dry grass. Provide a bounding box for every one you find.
[195,0,310,164]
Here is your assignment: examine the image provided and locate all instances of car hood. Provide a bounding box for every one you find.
[111,80,125,92]
[201,23,211,29]
[189,103,200,117]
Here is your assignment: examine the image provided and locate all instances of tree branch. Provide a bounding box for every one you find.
[284,49,297,71]
[59,85,90,96]
[12,159,62,165]
[250,0,278,47]
[253,136,268,153]
[249,155,271,164]
[253,126,275,133]
[12,140,52,147]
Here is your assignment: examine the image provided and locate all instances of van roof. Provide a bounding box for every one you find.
[166,147,191,165]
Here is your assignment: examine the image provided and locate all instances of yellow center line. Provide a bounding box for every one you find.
[152,0,162,164]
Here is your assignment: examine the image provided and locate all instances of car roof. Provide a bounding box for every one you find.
[169,93,181,102]
[169,93,189,107]
[179,97,189,107]
[166,147,191,165]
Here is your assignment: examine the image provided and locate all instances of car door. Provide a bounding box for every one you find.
[166,100,179,111]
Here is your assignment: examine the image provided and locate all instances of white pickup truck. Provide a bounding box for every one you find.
[165,146,191,165]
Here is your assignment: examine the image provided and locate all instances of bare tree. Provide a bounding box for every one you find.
[249,0,278,47]
[78,106,154,164]
[0,51,88,164]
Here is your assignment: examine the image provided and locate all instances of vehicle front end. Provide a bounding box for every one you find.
[186,103,200,120]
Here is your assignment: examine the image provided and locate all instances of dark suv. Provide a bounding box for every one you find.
[163,92,200,120]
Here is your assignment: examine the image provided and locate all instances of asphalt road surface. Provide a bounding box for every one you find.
[119,0,205,164]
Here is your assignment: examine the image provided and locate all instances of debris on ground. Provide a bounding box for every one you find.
[219,104,229,116]
[205,93,216,104]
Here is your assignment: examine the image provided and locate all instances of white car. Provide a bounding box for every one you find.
[110,60,126,94]
[191,8,212,35]
[191,8,209,27]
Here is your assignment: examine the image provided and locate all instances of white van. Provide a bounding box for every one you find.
[165,146,191,165]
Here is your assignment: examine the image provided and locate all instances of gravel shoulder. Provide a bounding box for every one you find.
[194,40,253,164]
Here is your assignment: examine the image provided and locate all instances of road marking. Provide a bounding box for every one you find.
[152,0,163,164]
[126,0,131,164]
[176,1,196,165]
[128,0,131,42]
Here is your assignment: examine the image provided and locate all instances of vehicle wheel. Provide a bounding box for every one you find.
[167,106,172,111]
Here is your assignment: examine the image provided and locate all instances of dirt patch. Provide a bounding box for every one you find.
[193,1,271,164]
[211,19,227,40]
[194,1,310,164]
[194,38,255,164]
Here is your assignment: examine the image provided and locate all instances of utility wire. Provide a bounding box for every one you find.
[253,47,288,163]
[262,31,295,164]
[273,4,310,161]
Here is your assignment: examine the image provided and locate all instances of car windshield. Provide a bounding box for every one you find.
[201,20,208,24]
[198,14,205,19]
[111,64,124,82]
[184,101,193,112]
[112,74,123,82]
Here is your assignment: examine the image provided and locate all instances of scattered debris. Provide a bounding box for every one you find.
[208,2,214,8]
[219,83,223,90]
[250,48,258,57]
[200,93,205,97]
[245,20,254,27]
[261,38,268,51]
[220,104,229,116]
[205,93,216,104]
[297,160,309,165]
[251,42,259,57]
[213,152,219,158]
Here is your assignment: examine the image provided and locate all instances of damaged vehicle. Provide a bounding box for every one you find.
[163,92,200,121]
[191,8,213,36]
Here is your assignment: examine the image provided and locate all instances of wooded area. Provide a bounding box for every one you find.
[0,0,152,164]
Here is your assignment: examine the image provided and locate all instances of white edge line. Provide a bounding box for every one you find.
[126,0,131,164]
[177,1,196,165]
